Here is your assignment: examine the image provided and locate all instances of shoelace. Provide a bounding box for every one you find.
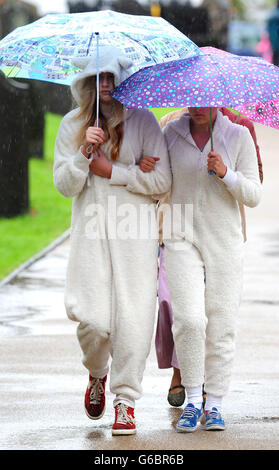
[116,404,135,425]
[206,409,220,420]
[181,406,198,420]
[89,378,105,405]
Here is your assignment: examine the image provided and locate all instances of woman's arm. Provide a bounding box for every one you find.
[139,156,160,172]
[89,148,112,178]
[219,127,262,208]
[53,113,92,198]
[109,111,172,197]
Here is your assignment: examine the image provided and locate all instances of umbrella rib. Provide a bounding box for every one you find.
[206,55,233,105]
[121,32,157,63]
[86,32,95,56]
[6,31,96,81]
[6,35,56,79]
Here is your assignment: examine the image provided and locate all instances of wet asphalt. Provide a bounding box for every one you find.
[0,123,278,452]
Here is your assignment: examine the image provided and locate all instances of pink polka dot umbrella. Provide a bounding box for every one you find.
[112,46,279,130]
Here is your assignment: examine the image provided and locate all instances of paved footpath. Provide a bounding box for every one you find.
[0,123,278,452]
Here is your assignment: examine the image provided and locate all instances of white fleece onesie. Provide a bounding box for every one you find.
[53,46,171,409]
[54,107,171,407]
[162,111,262,397]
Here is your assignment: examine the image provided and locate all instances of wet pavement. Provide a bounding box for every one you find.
[0,123,279,451]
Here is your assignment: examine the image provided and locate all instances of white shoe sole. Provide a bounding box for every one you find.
[200,413,226,431]
[176,424,199,433]
[112,428,136,436]
[204,424,226,431]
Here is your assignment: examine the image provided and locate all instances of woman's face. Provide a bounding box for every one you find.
[99,72,115,104]
[188,107,218,126]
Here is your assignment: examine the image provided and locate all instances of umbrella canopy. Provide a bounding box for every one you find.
[112,46,279,129]
[236,100,279,129]
[0,10,201,85]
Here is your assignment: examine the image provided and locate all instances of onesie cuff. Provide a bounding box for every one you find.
[73,149,92,172]
[109,165,129,186]
[220,166,238,189]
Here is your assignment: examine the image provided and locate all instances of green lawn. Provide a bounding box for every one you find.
[152,107,181,121]
[0,112,71,281]
[0,107,179,281]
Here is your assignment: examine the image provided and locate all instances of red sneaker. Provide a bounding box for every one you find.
[112,403,136,435]
[84,375,107,420]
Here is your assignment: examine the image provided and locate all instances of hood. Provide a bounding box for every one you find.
[168,109,230,141]
[71,46,134,106]
[168,112,191,140]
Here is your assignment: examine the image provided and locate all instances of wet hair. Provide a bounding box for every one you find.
[73,75,124,161]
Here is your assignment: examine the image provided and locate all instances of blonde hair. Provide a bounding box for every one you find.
[73,76,124,161]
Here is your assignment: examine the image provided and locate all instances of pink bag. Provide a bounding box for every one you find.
[155,245,179,369]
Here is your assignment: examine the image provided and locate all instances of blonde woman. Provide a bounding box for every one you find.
[53,46,171,435]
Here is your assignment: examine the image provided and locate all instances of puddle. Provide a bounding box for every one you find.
[9,276,65,290]
[245,416,279,423]
[264,251,279,257]
[244,299,279,306]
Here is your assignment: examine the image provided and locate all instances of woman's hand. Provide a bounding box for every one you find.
[139,156,160,173]
[207,151,227,178]
[89,148,112,179]
[86,126,105,147]
[81,125,105,158]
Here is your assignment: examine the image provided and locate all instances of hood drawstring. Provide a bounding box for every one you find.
[215,118,233,169]
[209,116,233,194]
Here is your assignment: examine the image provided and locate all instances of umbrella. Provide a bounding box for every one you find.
[0,10,201,86]
[201,47,279,131]
[112,46,279,130]
[235,100,279,129]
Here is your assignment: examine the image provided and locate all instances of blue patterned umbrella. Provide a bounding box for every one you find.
[0,10,201,85]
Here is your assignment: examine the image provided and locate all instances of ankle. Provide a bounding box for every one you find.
[186,385,203,410]
[204,394,223,412]
[170,367,182,387]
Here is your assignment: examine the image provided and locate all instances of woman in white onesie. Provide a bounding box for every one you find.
[162,107,262,432]
[53,46,171,435]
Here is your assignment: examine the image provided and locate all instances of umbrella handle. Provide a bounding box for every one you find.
[208,107,216,175]
[96,32,100,128]
[86,143,94,154]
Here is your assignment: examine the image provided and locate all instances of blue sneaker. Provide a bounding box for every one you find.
[176,403,203,433]
[203,407,226,431]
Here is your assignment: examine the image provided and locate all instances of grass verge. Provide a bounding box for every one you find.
[0,112,71,281]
